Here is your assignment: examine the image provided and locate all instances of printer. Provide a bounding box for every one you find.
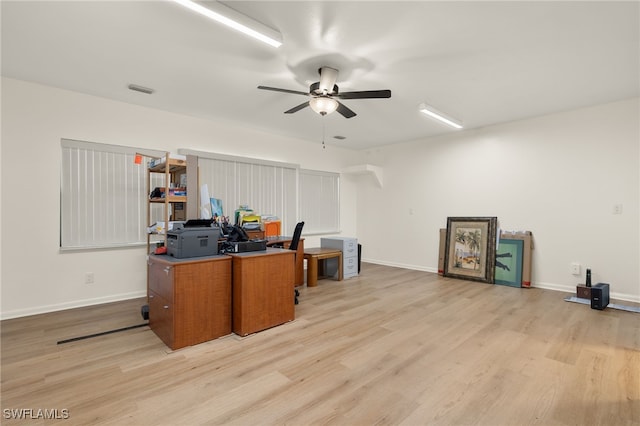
[167,225,219,258]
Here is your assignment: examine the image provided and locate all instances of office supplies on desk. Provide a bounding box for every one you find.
[167,226,219,258]
[263,219,281,237]
[224,240,267,253]
[183,218,215,228]
[211,198,224,218]
[240,214,261,226]
[234,205,253,225]
[200,184,212,219]
[225,225,249,242]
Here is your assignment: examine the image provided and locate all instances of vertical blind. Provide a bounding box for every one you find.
[299,169,340,234]
[193,152,298,234]
[61,141,341,249]
[60,139,162,249]
[189,150,341,235]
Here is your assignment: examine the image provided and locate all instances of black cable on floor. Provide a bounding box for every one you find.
[57,323,148,345]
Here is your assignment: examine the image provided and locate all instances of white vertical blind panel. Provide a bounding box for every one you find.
[281,167,298,233]
[61,143,336,247]
[299,170,340,234]
[197,157,298,233]
[236,162,252,209]
[60,140,156,249]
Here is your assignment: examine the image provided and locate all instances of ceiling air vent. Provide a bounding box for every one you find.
[128,84,154,95]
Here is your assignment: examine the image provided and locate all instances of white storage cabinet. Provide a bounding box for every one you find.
[321,237,359,279]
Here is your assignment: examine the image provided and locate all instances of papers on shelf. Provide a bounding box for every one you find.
[147,221,184,234]
[148,154,186,169]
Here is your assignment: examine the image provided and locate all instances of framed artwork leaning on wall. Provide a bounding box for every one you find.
[494,238,524,287]
[443,217,497,284]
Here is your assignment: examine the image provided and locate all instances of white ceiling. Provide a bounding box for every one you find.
[2,1,639,150]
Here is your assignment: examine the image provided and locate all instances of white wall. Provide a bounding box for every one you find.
[0,78,361,319]
[357,98,640,302]
[2,77,638,319]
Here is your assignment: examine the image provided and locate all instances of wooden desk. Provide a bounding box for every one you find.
[148,254,231,350]
[303,247,343,287]
[227,248,295,336]
[265,236,304,286]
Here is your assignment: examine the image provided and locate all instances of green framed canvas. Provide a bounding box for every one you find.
[495,238,524,287]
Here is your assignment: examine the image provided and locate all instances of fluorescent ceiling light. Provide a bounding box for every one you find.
[419,103,463,129]
[173,0,282,48]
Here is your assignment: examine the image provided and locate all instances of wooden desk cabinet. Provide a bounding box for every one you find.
[228,249,295,336]
[265,236,304,286]
[148,254,232,350]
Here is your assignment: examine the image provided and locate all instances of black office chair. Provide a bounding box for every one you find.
[288,221,304,304]
[289,221,304,252]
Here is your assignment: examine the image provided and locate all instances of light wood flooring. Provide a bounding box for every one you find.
[2,263,639,425]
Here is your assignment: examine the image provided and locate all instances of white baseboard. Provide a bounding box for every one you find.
[362,258,438,274]
[3,265,637,319]
[534,281,640,304]
[363,259,640,304]
[0,291,147,320]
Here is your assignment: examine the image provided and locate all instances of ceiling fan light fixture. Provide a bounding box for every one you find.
[419,103,463,129]
[310,97,339,116]
[172,0,282,48]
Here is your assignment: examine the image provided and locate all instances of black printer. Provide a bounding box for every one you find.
[167,221,220,258]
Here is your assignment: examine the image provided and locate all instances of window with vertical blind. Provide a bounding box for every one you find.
[181,150,340,236]
[61,142,341,249]
[182,150,298,234]
[60,139,163,249]
[299,169,340,234]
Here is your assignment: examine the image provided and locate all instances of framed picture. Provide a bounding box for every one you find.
[210,198,224,218]
[444,217,497,283]
[494,238,524,287]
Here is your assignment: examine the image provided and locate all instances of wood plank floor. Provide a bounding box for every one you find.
[2,263,639,425]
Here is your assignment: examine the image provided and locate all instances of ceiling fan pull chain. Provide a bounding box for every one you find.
[322,118,326,149]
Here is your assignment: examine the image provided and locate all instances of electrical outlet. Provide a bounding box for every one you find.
[613,204,623,215]
[85,272,94,284]
[570,263,581,275]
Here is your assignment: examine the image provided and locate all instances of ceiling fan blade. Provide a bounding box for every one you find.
[257,86,310,96]
[318,67,339,94]
[334,89,391,99]
[284,102,310,114]
[336,101,356,119]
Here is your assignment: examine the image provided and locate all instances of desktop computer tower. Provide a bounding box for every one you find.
[590,283,610,310]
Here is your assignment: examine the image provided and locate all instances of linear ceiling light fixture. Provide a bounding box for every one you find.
[419,103,463,129]
[172,0,282,48]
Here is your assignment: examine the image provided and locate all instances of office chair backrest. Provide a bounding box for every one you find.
[288,221,304,251]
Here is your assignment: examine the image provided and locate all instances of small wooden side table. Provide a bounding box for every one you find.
[303,248,343,287]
